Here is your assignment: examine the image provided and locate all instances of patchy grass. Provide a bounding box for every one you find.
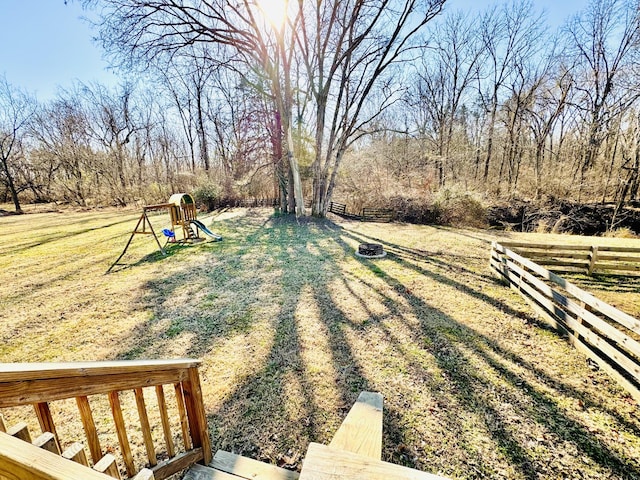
[1,207,640,479]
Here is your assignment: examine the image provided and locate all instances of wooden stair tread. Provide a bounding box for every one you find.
[183,463,243,480]
[94,453,121,479]
[328,391,383,459]
[7,421,31,443]
[300,443,450,480]
[131,468,155,480]
[210,450,300,480]
[33,432,60,454]
[62,441,90,466]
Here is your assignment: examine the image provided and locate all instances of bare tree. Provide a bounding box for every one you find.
[81,82,142,205]
[158,47,217,172]
[295,0,446,216]
[89,0,307,215]
[525,61,573,199]
[565,0,640,197]
[609,109,640,228]
[30,93,95,205]
[476,0,545,183]
[0,76,36,213]
[413,11,483,187]
[497,36,552,195]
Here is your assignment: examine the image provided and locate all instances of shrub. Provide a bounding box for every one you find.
[433,188,487,228]
[387,196,443,224]
[603,227,638,238]
[193,183,220,212]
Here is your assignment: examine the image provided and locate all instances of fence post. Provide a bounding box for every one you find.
[573,300,587,342]
[587,245,599,275]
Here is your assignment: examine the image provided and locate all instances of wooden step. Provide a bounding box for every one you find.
[132,468,155,480]
[209,450,300,480]
[301,442,450,480]
[62,442,90,466]
[183,463,242,480]
[7,421,31,443]
[328,391,383,459]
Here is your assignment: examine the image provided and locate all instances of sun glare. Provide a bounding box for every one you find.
[257,0,288,27]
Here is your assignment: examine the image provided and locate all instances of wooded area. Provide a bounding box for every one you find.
[1,0,640,221]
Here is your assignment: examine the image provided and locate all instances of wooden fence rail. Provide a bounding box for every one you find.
[361,208,394,222]
[490,242,640,403]
[500,241,640,275]
[328,202,395,222]
[0,359,211,480]
[328,202,347,215]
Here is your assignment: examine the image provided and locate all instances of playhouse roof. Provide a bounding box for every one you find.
[168,193,195,206]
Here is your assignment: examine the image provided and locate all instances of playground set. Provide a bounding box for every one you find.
[107,193,221,272]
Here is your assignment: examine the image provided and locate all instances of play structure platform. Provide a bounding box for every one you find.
[107,193,221,272]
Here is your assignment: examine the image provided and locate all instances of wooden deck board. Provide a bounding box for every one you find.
[183,463,243,480]
[210,450,299,480]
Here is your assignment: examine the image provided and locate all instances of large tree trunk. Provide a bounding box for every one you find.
[286,122,305,216]
[312,146,347,217]
[534,140,545,200]
[1,157,22,213]
[271,111,288,211]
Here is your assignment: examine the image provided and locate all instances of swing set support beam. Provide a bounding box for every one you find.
[106,208,167,273]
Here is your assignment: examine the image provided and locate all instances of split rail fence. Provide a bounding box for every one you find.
[496,241,640,276]
[328,202,394,222]
[490,241,640,403]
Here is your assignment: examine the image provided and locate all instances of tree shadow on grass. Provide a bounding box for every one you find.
[112,212,640,479]
[113,213,384,467]
[566,272,640,294]
[342,229,640,435]
[6,215,136,255]
[334,223,640,478]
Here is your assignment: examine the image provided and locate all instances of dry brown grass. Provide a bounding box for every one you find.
[1,207,640,479]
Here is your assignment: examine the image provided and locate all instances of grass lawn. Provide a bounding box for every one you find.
[2,206,640,479]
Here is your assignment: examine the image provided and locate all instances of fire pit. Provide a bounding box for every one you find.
[356,243,386,259]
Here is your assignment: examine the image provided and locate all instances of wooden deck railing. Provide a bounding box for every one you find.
[499,241,640,275]
[0,359,211,479]
[490,242,640,403]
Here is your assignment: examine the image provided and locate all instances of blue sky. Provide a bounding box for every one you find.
[0,0,587,102]
[0,0,118,100]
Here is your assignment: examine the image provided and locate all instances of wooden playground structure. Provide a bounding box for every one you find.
[107,193,221,272]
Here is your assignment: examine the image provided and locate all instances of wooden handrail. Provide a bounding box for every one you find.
[0,359,200,382]
[0,431,115,479]
[0,359,211,480]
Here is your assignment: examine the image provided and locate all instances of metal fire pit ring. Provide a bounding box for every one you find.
[355,242,386,259]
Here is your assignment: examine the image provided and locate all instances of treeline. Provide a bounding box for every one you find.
[0,76,276,211]
[1,0,640,223]
[336,0,640,222]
